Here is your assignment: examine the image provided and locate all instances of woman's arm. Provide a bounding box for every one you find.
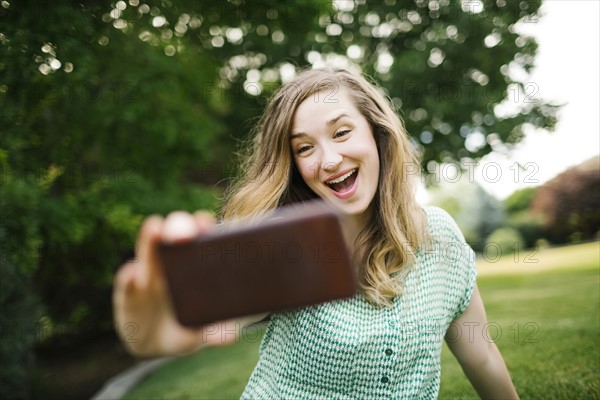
[445,284,520,399]
[113,211,268,358]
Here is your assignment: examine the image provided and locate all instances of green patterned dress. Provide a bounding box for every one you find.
[241,206,477,399]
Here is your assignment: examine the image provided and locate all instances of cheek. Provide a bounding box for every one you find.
[363,137,380,177]
[294,159,317,185]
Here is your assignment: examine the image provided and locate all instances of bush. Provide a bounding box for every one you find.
[485,227,525,256]
[506,211,545,249]
[531,157,600,244]
[0,157,46,399]
[428,179,504,253]
[504,187,538,214]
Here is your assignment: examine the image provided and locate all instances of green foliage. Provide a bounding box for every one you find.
[501,188,543,249]
[310,0,559,165]
[485,226,525,255]
[74,0,559,169]
[505,210,544,249]
[0,157,45,399]
[1,2,225,396]
[504,187,538,214]
[2,0,226,339]
[428,178,504,251]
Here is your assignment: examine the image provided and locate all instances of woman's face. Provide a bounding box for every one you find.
[291,88,380,219]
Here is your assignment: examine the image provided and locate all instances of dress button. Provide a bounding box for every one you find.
[381,376,389,384]
[385,348,393,356]
[387,319,396,328]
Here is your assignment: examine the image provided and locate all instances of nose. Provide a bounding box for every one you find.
[321,144,343,173]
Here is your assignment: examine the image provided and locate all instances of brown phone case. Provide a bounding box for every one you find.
[157,201,358,327]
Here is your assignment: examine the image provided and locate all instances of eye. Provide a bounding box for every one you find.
[296,144,312,154]
[334,129,351,138]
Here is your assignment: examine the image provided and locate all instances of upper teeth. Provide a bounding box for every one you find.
[327,169,356,184]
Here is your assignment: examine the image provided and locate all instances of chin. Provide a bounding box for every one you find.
[331,201,371,217]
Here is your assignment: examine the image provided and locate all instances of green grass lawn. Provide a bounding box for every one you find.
[123,243,600,399]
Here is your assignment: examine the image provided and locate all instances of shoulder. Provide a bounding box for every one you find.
[421,205,466,243]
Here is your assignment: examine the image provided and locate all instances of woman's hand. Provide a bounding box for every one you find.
[112,211,239,357]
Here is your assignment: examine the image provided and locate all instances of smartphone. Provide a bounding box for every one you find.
[157,201,358,327]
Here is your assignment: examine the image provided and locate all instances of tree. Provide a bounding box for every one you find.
[531,156,600,244]
[504,187,537,214]
[1,1,332,397]
[427,176,504,252]
[258,0,560,167]
[486,226,525,255]
[79,0,558,170]
[503,187,543,249]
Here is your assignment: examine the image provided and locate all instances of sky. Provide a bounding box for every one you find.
[472,0,600,199]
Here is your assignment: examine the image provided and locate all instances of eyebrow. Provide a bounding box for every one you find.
[290,112,350,140]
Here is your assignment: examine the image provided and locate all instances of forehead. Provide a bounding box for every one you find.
[291,88,361,134]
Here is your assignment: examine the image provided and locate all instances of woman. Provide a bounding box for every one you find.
[113,68,519,399]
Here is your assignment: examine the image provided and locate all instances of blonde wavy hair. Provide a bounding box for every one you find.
[220,67,427,307]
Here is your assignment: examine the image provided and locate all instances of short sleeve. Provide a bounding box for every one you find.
[454,243,477,320]
[423,206,478,321]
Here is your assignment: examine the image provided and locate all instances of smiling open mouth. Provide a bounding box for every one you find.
[325,168,358,193]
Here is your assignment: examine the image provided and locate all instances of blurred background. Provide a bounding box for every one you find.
[1,0,598,399]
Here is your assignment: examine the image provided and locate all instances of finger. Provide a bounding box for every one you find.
[136,215,163,287]
[193,210,216,233]
[113,262,137,307]
[136,215,163,262]
[162,211,199,243]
